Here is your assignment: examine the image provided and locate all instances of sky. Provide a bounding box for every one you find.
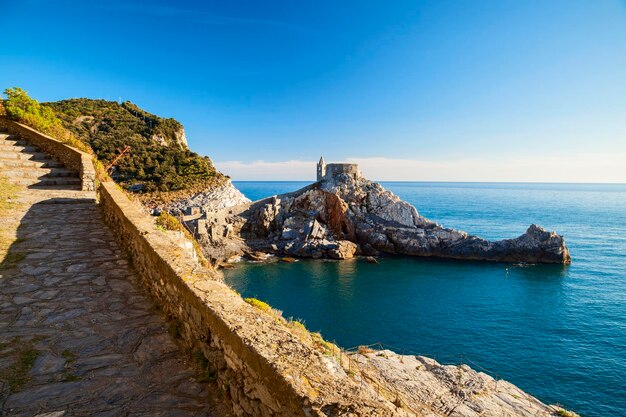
[1,0,625,182]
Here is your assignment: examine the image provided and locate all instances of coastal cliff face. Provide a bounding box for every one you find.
[168,179,250,213]
[46,98,224,192]
[150,125,188,148]
[351,349,578,417]
[186,174,570,265]
[101,178,581,417]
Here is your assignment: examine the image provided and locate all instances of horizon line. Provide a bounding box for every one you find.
[230,180,626,185]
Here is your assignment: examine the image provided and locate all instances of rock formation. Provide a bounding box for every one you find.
[168,179,250,214]
[179,173,571,265]
[350,349,579,417]
[150,125,188,148]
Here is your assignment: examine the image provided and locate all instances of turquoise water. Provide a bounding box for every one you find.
[228,181,626,417]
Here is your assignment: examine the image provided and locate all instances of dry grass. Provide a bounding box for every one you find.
[358,345,375,355]
[155,211,210,267]
[0,174,23,259]
[555,409,577,417]
[0,174,20,212]
[242,298,337,355]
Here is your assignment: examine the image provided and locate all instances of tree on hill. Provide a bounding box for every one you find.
[1,88,224,193]
[2,87,91,153]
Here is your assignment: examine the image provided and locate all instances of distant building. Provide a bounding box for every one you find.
[317,156,360,182]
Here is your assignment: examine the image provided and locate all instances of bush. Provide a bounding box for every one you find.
[244,297,273,314]
[2,87,92,154]
[3,88,225,194]
[46,98,225,192]
[4,87,66,139]
[156,211,181,231]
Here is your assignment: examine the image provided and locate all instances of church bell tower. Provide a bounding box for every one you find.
[317,156,326,182]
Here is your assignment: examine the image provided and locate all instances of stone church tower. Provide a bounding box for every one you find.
[317,156,326,181]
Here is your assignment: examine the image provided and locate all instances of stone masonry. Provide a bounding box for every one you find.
[0,129,228,416]
[0,123,576,417]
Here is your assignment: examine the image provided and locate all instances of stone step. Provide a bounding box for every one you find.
[0,144,39,152]
[0,151,50,160]
[1,167,78,179]
[11,177,82,187]
[0,158,64,168]
[0,138,29,147]
[29,184,82,191]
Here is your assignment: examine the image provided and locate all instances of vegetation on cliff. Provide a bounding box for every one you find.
[46,98,224,192]
[2,87,92,154]
[2,87,225,194]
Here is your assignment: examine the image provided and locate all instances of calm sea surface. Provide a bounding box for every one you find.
[227,181,626,417]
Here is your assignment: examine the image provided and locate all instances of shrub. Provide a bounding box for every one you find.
[358,345,375,355]
[2,87,92,154]
[311,332,335,355]
[244,297,273,314]
[45,98,225,192]
[288,320,307,333]
[3,88,225,194]
[156,211,181,231]
[4,87,67,138]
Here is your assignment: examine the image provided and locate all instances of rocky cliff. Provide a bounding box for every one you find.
[45,98,224,192]
[168,179,250,213]
[184,174,570,265]
[350,349,578,417]
[101,180,579,417]
[150,125,188,148]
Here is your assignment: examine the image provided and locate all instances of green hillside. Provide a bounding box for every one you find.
[45,98,224,192]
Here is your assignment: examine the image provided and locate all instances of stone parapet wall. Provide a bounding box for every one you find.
[98,181,403,417]
[0,118,96,191]
[1,119,573,417]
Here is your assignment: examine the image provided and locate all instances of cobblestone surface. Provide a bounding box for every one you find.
[0,137,228,416]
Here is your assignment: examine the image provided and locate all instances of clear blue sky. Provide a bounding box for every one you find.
[1,0,625,181]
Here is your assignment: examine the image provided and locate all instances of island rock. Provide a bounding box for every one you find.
[177,168,571,266]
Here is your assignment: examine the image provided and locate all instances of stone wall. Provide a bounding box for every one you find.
[324,164,360,181]
[98,181,404,417]
[0,118,96,191]
[1,119,571,417]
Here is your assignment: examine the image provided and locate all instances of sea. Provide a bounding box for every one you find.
[226,181,626,417]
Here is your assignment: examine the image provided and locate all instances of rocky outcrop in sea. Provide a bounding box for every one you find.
[178,174,570,265]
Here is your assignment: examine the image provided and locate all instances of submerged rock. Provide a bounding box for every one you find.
[365,256,379,264]
[183,173,571,265]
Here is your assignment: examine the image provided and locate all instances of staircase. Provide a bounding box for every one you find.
[0,129,82,189]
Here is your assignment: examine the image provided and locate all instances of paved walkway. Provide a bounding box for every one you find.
[0,133,228,416]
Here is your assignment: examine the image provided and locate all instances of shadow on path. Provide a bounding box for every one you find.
[0,197,226,417]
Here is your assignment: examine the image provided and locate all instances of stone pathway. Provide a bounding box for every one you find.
[0,131,229,416]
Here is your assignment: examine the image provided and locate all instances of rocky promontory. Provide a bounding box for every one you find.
[177,173,571,265]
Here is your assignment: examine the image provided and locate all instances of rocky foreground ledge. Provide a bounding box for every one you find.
[174,174,571,265]
[349,348,578,417]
